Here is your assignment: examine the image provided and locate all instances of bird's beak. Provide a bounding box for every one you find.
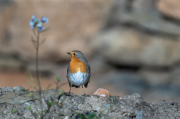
[67,52,71,55]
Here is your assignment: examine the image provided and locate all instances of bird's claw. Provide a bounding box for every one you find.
[64,92,73,96]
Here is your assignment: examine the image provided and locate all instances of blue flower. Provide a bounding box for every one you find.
[35,18,40,22]
[29,15,48,32]
[31,15,36,21]
[38,26,44,32]
[29,15,36,29]
[36,21,42,27]
[41,16,48,23]
[29,20,35,29]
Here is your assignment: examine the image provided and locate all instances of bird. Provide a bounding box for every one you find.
[67,50,90,95]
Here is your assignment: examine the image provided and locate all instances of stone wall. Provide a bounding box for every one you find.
[1,0,180,71]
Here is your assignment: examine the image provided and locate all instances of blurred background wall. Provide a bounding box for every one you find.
[0,0,180,103]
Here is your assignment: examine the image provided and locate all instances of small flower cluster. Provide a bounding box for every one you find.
[29,15,48,32]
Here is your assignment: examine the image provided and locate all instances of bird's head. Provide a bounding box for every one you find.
[67,50,87,62]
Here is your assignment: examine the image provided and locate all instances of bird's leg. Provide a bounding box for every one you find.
[69,84,71,94]
[82,86,86,95]
[64,84,72,96]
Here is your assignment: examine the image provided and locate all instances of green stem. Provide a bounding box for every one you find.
[36,31,43,119]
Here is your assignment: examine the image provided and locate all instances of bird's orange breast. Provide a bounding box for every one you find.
[69,58,87,74]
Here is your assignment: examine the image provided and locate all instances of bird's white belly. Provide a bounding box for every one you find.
[69,71,88,86]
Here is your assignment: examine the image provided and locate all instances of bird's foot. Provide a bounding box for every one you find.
[58,92,73,100]
[64,92,73,96]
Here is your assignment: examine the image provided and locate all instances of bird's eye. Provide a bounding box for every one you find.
[73,53,75,55]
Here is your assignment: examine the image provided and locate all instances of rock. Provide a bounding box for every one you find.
[133,0,156,12]
[138,69,170,86]
[89,55,112,74]
[64,116,69,119]
[118,11,180,36]
[0,87,63,105]
[27,61,57,76]
[91,28,180,67]
[0,86,14,94]
[93,88,110,97]
[0,86,180,118]
[0,86,25,96]
[106,0,180,36]
[12,86,25,92]
[157,0,180,20]
[0,55,24,71]
[170,65,180,87]
[90,0,180,67]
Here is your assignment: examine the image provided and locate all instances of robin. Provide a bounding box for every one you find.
[67,50,91,95]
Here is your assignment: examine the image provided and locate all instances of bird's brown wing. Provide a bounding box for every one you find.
[67,65,71,87]
[84,64,91,88]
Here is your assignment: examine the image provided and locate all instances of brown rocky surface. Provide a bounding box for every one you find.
[91,28,180,67]
[91,0,180,67]
[157,0,180,20]
[0,86,180,119]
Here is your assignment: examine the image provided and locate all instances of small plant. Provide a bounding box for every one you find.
[55,76,67,91]
[74,111,102,119]
[12,108,17,114]
[29,15,49,119]
[29,15,48,89]
[26,106,31,110]
[28,15,65,119]
[29,92,33,98]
